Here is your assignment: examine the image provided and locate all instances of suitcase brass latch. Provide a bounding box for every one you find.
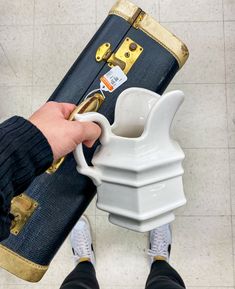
[10,194,38,235]
[96,37,143,74]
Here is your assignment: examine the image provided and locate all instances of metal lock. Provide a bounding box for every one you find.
[10,194,38,235]
[96,37,143,74]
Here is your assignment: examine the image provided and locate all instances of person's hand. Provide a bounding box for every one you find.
[29,101,101,161]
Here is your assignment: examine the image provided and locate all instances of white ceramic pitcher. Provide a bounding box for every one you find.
[74,87,186,232]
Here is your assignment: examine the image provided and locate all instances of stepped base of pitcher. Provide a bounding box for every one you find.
[108,211,175,232]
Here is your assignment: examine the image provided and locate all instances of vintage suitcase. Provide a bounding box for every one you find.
[0,0,189,282]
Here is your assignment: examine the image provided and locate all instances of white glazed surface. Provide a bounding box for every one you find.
[74,87,186,232]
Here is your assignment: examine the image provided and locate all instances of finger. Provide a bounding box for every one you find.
[81,121,101,142]
[67,121,101,145]
[83,139,96,148]
[59,103,77,119]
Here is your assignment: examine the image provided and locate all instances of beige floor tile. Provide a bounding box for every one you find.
[33,24,97,86]
[0,0,34,25]
[34,25,96,88]
[227,84,235,147]
[187,286,234,289]
[32,86,57,108]
[167,83,228,148]
[160,0,223,22]
[162,22,225,84]
[0,26,33,86]
[225,22,235,83]
[84,196,96,216]
[96,0,114,24]
[96,0,159,25]
[35,0,96,25]
[132,0,159,16]
[0,269,27,285]
[176,149,230,216]
[32,86,55,113]
[96,206,109,216]
[171,216,233,287]
[232,216,235,251]
[0,86,32,122]
[230,150,235,214]
[95,216,149,287]
[224,0,235,21]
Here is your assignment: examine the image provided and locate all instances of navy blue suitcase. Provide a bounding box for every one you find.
[0,0,188,282]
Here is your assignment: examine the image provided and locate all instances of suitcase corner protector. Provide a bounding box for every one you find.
[0,244,48,282]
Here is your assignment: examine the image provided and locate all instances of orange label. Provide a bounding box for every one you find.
[100,76,114,91]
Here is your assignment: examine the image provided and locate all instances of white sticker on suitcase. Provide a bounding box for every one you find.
[100,66,127,92]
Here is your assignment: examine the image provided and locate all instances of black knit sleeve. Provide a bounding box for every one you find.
[0,116,53,241]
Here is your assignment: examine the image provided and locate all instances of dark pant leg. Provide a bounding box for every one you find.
[145,260,186,289]
[60,261,99,289]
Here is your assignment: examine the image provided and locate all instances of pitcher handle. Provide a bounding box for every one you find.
[73,112,112,186]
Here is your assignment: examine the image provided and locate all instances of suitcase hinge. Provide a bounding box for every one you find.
[10,193,38,235]
[133,11,146,29]
[96,37,143,74]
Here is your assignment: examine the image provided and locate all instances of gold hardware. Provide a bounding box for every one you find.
[133,11,146,29]
[46,93,105,174]
[45,157,65,174]
[96,43,112,62]
[10,194,38,235]
[96,37,143,74]
[129,42,138,51]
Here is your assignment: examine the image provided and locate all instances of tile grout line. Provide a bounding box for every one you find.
[31,0,36,114]
[222,0,235,287]
[2,20,235,26]
[158,0,161,22]
[95,0,98,26]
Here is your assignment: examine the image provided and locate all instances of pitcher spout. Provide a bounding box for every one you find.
[143,90,184,147]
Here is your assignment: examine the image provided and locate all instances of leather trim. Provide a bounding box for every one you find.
[138,14,189,68]
[0,244,48,282]
[109,0,141,24]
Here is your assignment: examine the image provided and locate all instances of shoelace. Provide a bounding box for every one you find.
[74,226,91,259]
[147,227,168,259]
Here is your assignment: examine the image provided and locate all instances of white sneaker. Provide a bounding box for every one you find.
[71,215,95,267]
[148,224,172,265]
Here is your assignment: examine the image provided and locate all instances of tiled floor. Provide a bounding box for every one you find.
[0,0,235,288]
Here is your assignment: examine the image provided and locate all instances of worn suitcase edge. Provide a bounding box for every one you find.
[0,244,47,282]
[109,0,189,68]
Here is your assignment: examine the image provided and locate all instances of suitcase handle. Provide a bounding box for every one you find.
[73,112,112,186]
